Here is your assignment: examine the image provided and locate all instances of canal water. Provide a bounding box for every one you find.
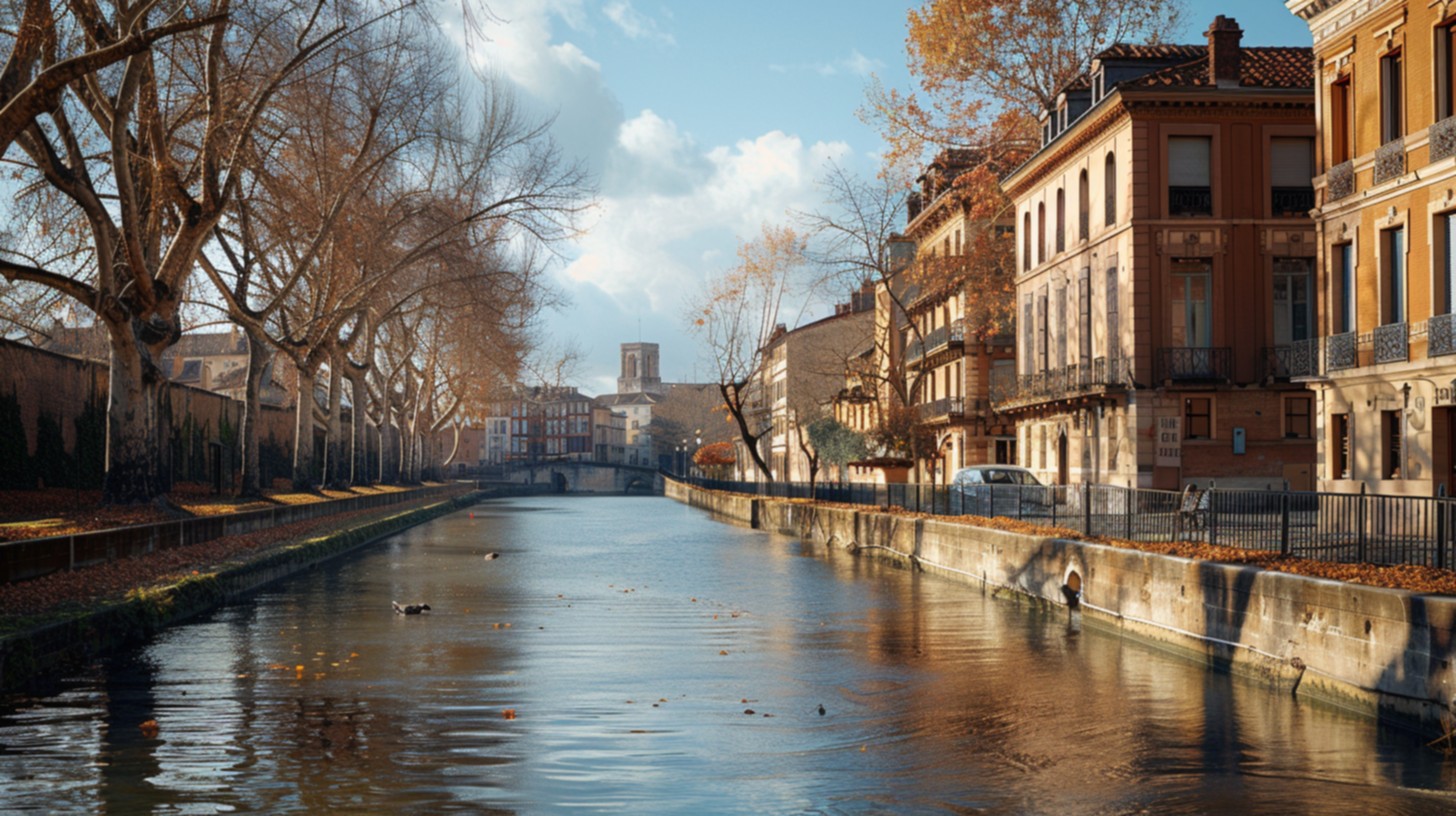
[2,496,1456,814]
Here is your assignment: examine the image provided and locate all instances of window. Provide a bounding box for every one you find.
[1383,410,1402,479]
[1168,136,1212,216]
[1381,226,1406,325]
[1332,413,1351,479]
[1078,170,1089,242]
[1330,75,1353,163]
[1021,294,1034,374]
[1271,138,1314,216]
[1104,152,1117,226]
[1078,270,1092,367]
[1440,21,1456,121]
[1055,188,1065,254]
[1441,213,1456,315]
[1036,287,1048,372]
[1184,397,1212,440]
[995,438,1016,465]
[1381,49,1403,144]
[1170,258,1212,348]
[1284,396,1312,439]
[1037,203,1046,264]
[1022,212,1031,271]
[1335,243,1356,333]
[1105,266,1120,360]
[1273,258,1312,345]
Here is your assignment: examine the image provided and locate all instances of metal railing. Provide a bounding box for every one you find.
[1434,115,1456,162]
[1374,321,1409,364]
[1261,339,1319,380]
[1431,312,1456,358]
[678,477,1456,570]
[1327,161,1355,201]
[1156,347,1231,382]
[1374,137,1406,185]
[916,396,965,423]
[1271,187,1314,216]
[904,321,964,368]
[1169,186,1213,217]
[1326,331,1358,371]
[990,356,1130,409]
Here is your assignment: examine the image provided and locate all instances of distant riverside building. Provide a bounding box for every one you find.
[900,150,1018,485]
[995,17,1317,489]
[1287,0,1456,496]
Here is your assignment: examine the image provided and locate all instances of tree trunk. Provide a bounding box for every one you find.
[324,362,345,489]
[347,371,370,487]
[102,323,168,504]
[237,330,270,497]
[720,382,772,480]
[292,365,318,491]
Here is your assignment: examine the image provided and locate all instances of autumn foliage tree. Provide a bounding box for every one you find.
[692,441,735,480]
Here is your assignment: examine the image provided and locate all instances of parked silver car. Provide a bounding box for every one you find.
[949,465,1052,516]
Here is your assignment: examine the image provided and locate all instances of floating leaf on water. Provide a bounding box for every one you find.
[502,709,517,720]
[743,709,755,715]
[139,720,159,738]
[719,650,728,656]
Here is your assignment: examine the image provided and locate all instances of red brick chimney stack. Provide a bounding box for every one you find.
[1206,15,1243,87]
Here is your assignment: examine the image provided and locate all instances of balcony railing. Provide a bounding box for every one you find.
[1373,321,1408,364]
[916,396,965,423]
[989,356,1131,409]
[1327,161,1355,202]
[1326,331,1357,371]
[1431,312,1456,357]
[1434,115,1456,163]
[1156,347,1231,382]
[1168,186,1212,217]
[1271,187,1314,217]
[903,320,964,368]
[1373,137,1406,185]
[1261,339,1319,380]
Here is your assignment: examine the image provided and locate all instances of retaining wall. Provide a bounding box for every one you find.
[0,490,481,694]
[668,479,1456,735]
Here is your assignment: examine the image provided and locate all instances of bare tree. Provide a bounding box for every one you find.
[0,0,360,503]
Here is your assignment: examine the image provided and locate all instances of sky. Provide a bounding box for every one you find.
[455,1,1315,397]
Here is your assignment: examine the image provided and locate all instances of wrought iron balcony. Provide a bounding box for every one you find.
[916,396,964,423]
[1327,161,1355,202]
[989,356,1131,410]
[1431,312,1456,357]
[1373,321,1408,364]
[1434,116,1456,163]
[1156,347,1231,383]
[1261,339,1319,380]
[1325,331,1357,371]
[902,321,964,368]
[1373,137,1406,185]
[1169,186,1212,217]
[1271,187,1314,217]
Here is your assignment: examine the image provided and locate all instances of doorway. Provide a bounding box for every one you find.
[1056,431,1070,486]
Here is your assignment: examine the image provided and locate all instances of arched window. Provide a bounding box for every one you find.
[1022,212,1032,271]
[1055,188,1065,253]
[1104,152,1118,227]
[1037,203,1046,265]
[1078,170,1090,242]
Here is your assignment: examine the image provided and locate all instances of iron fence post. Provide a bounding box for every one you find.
[1125,487,1132,540]
[1083,482,1092,534]
[1357,483,1368,563]
[1208,483,1218,547]
[1439,497,1448,571]
[1279,492,1290,555]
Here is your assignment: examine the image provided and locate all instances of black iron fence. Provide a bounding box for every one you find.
[678,477,1456,570]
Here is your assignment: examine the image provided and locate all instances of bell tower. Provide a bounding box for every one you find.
[617,342,663,394]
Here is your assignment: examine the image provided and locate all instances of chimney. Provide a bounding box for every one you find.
[1206,16,1243,87]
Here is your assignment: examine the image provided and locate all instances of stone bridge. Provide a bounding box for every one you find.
[494,461,664,495]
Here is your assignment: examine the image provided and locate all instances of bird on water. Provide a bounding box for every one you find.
[393,601,431,615]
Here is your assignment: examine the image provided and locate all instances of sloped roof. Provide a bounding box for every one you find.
[1122,46,1313,89]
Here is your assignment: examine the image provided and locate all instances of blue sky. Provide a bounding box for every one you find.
[461,1,1314,395]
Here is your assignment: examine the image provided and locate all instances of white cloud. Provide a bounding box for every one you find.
[603,1,676,45]
[769,49,885,78]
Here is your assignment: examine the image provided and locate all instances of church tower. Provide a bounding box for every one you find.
[617,342,664,394]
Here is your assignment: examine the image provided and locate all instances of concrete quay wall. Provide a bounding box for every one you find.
[666,479,1456,734]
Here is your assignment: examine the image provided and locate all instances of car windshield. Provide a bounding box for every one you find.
[985,469,1027,485]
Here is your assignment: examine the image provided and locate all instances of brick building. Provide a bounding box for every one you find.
[994,18,1318,489]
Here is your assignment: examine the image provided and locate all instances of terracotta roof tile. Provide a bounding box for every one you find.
[1121,47,1313,90]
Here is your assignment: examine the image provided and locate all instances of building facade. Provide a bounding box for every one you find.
[1288,0,1456,496]
[996,18,1318,490]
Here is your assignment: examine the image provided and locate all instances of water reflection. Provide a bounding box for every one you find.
[2,496,1455,814]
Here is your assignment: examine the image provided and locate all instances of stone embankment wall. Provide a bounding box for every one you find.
[666,479,1456,734]
[1,490,480,694]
